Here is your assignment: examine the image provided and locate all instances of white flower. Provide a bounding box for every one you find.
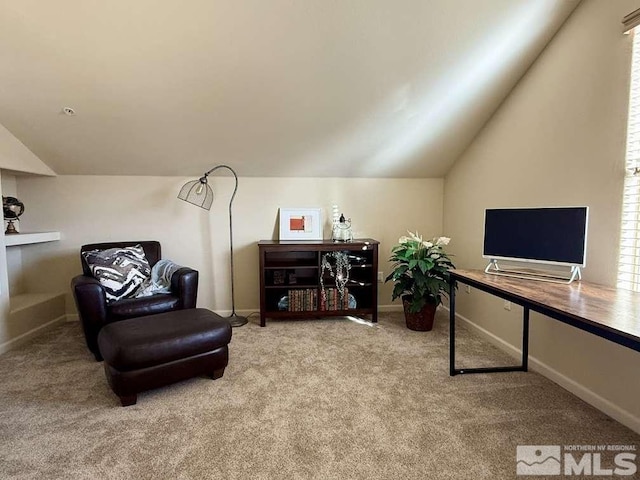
[430,253,440,259]
[409,231,422,242]
[423,241,433,248]
[398,236,409,244]
[436,236,450,246]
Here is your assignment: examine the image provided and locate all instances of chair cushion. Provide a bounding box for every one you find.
[98,308,232,371]
[82,245,151,303]
[108,294,180,320]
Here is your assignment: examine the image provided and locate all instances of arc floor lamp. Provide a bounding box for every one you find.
[178,164,248,327]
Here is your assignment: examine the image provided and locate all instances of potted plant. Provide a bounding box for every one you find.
[385,231,455,331]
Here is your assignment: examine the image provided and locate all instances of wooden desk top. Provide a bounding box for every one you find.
[450,269,640,350]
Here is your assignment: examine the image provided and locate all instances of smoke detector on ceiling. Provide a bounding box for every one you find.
[62,107,76,116]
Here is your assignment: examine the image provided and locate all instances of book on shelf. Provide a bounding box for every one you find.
[319,287,349,311]
[287,289,317,312]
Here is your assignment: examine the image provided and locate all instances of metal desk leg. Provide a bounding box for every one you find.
[522,306,530,371]
[451,283,529,376]
[449,278,456,376]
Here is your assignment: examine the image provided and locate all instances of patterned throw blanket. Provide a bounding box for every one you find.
[135,259,183,297]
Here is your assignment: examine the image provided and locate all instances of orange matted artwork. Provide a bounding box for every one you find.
[289,216,307,232]
[279,208,322,240]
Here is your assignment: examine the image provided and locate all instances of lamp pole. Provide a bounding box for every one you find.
[179,164,248,327]
[202,165,247,327]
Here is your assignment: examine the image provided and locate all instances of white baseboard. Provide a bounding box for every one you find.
[446,307,640,435]
[378,304,403,313]
[0,315,67,355]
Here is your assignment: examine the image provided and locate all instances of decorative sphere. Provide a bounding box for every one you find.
[2,196,24,220]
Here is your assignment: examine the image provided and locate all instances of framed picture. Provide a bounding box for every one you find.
[279,208,323,241]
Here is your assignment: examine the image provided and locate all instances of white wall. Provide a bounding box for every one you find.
[15,175,444,317]
[444,0,640,432]
[0,123,55,176]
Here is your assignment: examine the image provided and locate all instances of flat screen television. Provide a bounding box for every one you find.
[482,207,588,267]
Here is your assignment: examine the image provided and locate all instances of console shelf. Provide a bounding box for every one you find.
[258,239,379,327]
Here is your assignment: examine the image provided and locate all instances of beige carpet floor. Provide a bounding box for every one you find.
[0,310,638,479]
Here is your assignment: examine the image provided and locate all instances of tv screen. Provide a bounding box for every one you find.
[483,207,588,266]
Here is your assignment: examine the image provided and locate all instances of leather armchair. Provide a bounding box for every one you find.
[71,241,198,361]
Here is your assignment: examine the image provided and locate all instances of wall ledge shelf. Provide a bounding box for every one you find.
[10,292,65,315]
[4,231,60,247]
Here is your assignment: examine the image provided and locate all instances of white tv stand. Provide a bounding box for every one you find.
[484,259,582,284]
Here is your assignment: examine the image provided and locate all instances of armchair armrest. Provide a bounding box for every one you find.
[171,267,198,309]
[71,275,109,359]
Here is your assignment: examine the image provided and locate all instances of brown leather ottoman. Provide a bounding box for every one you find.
[97,308,232,406]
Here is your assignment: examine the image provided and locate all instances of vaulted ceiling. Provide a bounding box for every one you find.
[0,0,580,178]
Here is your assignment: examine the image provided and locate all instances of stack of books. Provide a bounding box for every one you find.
[287,289,317,311]
[320,288,349,311]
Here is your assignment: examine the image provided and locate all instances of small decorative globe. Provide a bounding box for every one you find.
[3,196,24,220]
